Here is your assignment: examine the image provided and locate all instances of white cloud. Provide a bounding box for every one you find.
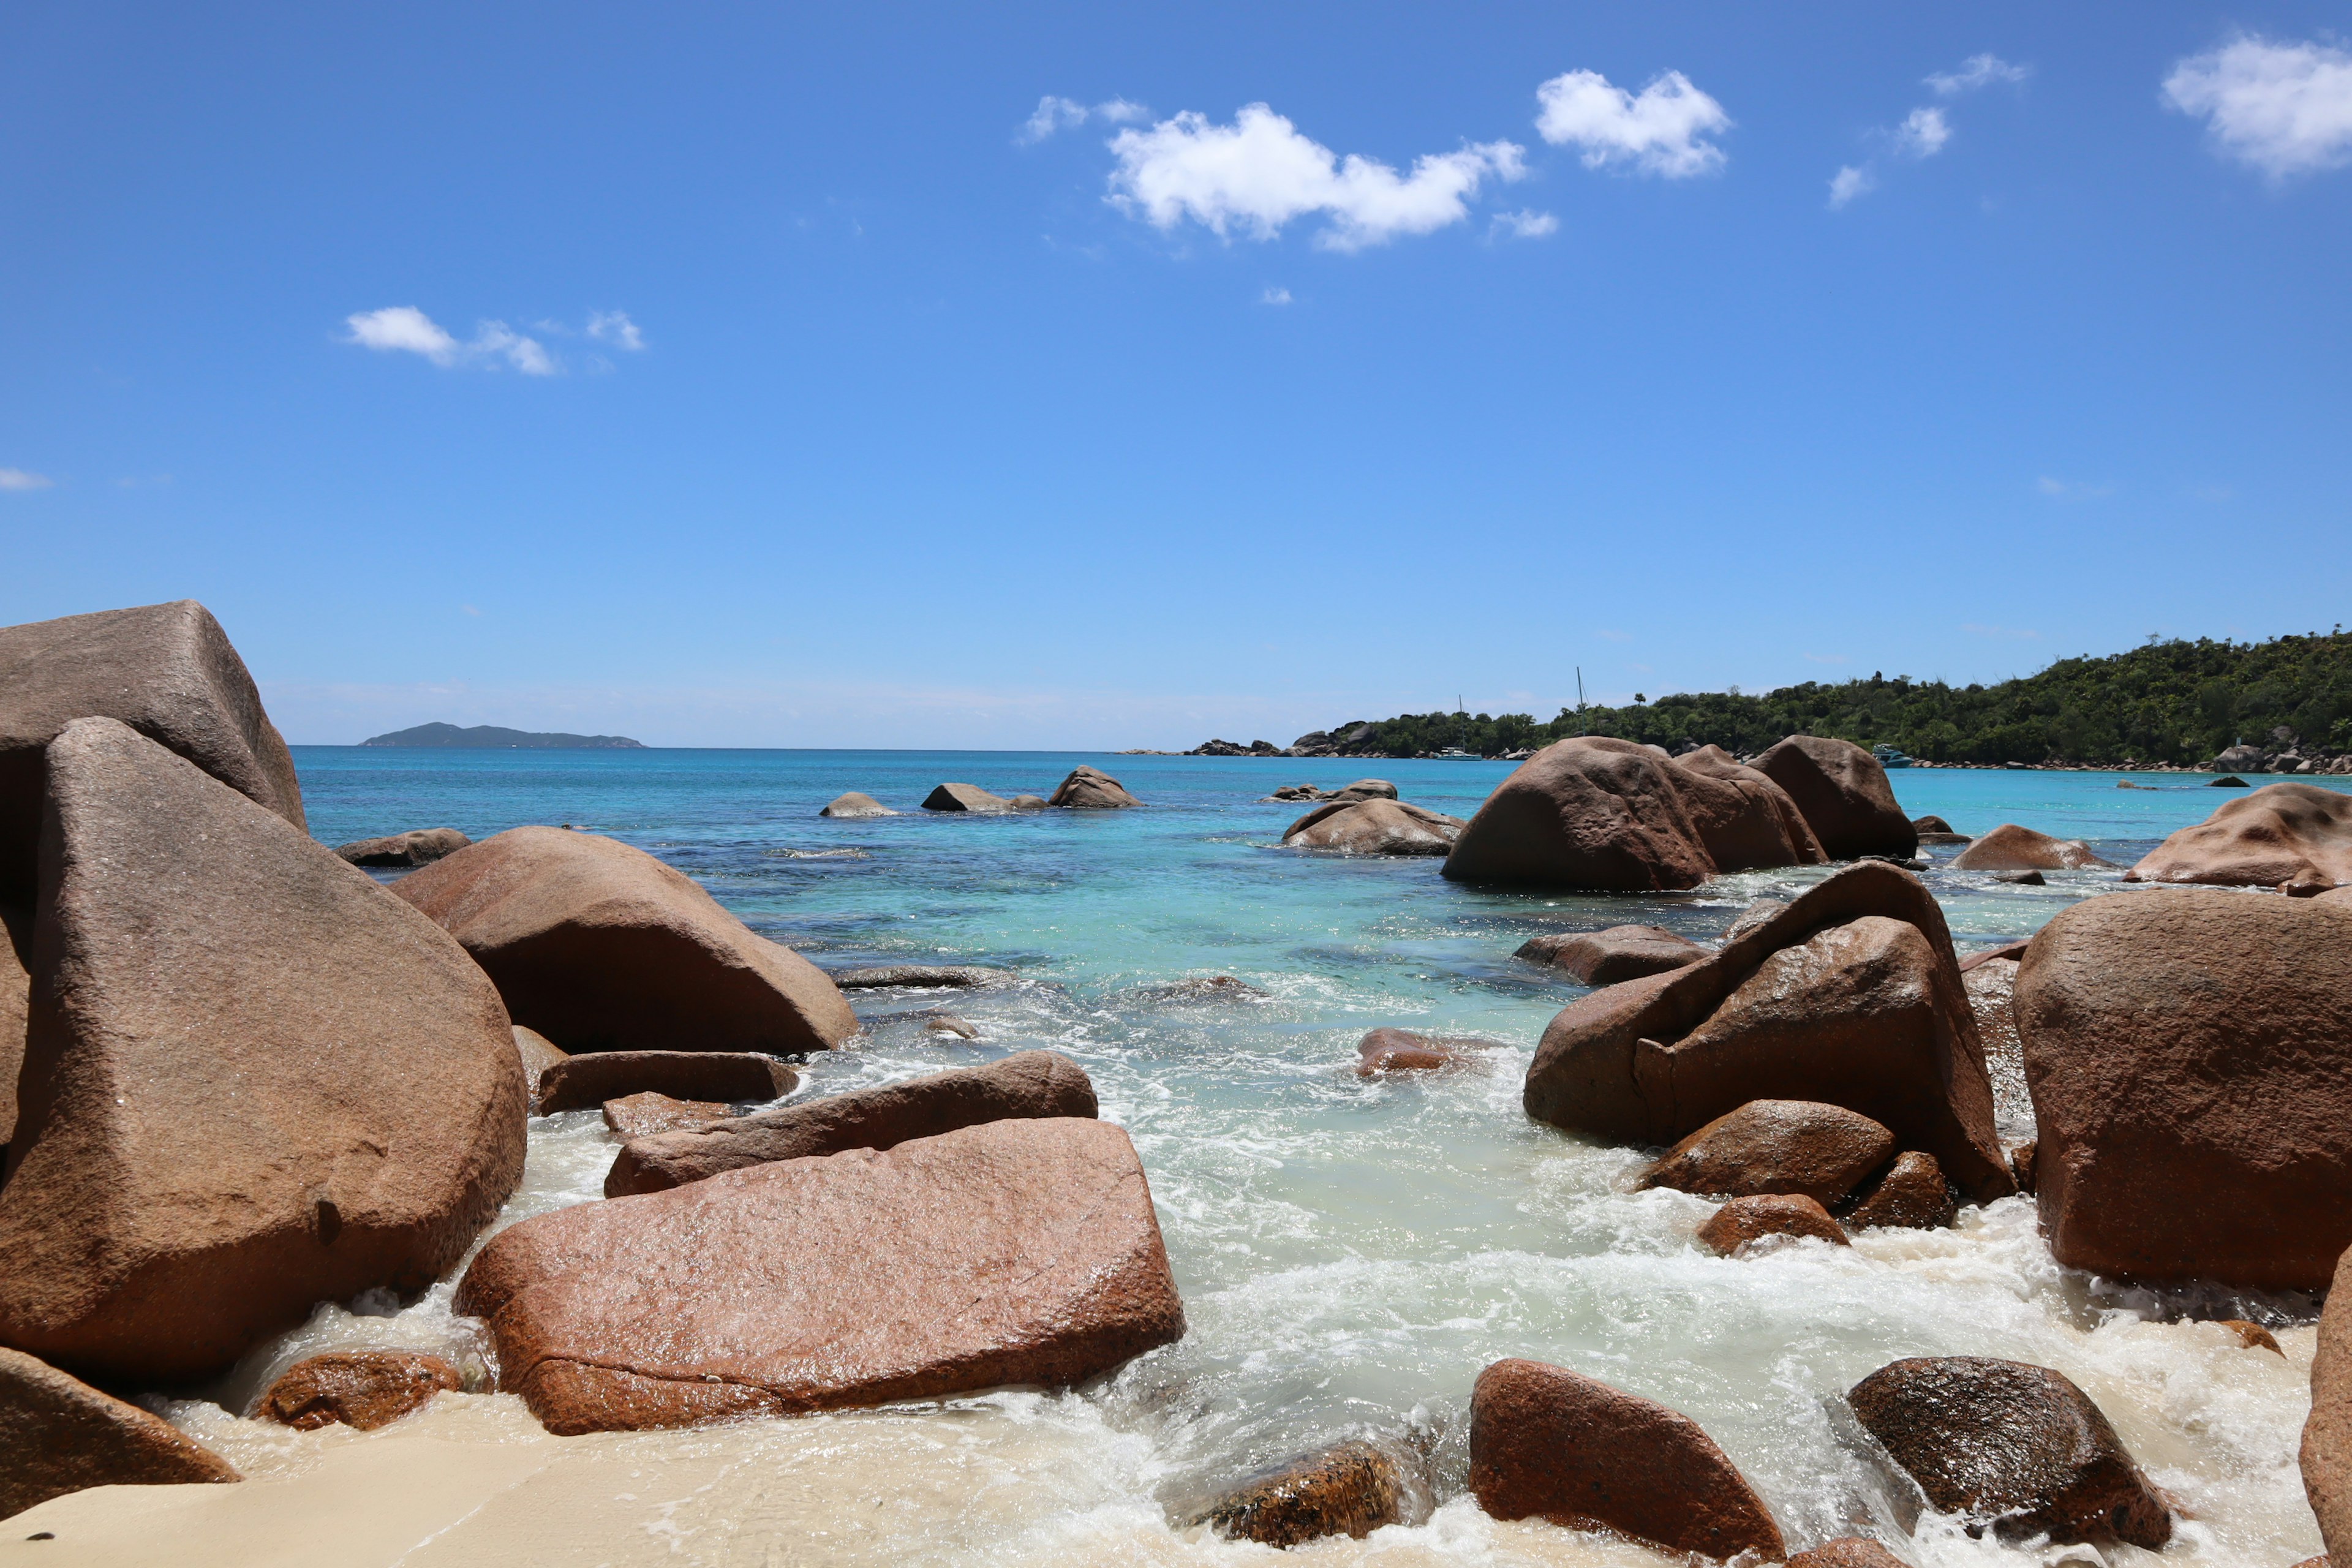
[1828,164,1875,208]
[1107,104,1526,251]
[471,322,556,375]
[1533,69,1731,177]
[1893,106,1952,158]
[345,306,460,364]
[1492,208,1559,238]
[0,467,53,491]
[1261,286,1292,305]
[1019,94,1149,144]
[342,307,624,375]
[1928,54,2030,96]
[587,310,645,350]
[2164,36,2352,179]
[2037,475,2114,499]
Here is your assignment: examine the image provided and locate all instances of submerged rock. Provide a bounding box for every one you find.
[606,1050,1097,1196]
[2218,1319,2282,1354]
[1444,739,1717,891]
[1847,1357,2171,1548]
[535,1050,796,1114]
[922,782,1015,813]
[1468,1357,1785,1561]
[1283,798,1464,856]
[829,964,1013,989]
[1842,1151,1956,1231]
[393,826,858,1055]
[2127,782,2352,889]
[1640,1100,1896,1206]
[462,1117,1185,1433]
[1696,1194,1850,1253]
[0,1346,240,1520]
[921,1012,979,1039]
[1754,736,1915,859]
[819,792,897,818]
[2016,889,2352,1288]
[1515,924,1706,986]
[1136,974,1269,1003]
[335,827,472,867]
[1049,766,1143,808]
[1953,824,2113,872]
[1354,1027,1486,1076]
[1194,1439,1408,1547]
[601,1092,736,1139]
[0,719,526,1384]
[255,1350,462,1432]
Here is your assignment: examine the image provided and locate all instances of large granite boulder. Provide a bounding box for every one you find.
[1468,1358,1784,1561]
[606,1050,1095,1196]
[1,903,26,1149]
[1283,798,1463,856]
[1952,824,2113,872]
[2126,782,2352,889]
[1670,745,1827,872]
[2015,889,2352,1288]
[1848,1357,2170,1548]
[1515,924,1706,986]
[535,1050,796,1114]
[459,1117,1185,1434]
[1754,736,1914,859]
[921,782,1014,813]
[0,600,304,901]
[335,828,471,867]
[0,720,527,1384]
[2306,1244,2352,1563]
[818,791,897,818]
[1049,766,1142,808]
[392,826,857,1055]
[1524,862,2011,1200]
[1640,1100,1896,1205]
[255,1350,461,1431]
[1442,739,1715,890]
[0,1346,240,1520]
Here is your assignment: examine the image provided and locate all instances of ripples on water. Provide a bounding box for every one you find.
[83,752,2345,1564]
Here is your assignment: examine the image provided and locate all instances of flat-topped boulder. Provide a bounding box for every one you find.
[606,1049,1096,1196]
[0,600,305,901]
[393,826,857,1055]
[2015,889,2352,1288]
[818,792,897,818]
[828,963,1014,989]
[1049,766,1142,808]
[1754,736,1915,859]
[0,720,527,1384]
[255,1350,461,1431]
[1515,924,1706,986]
[1640,1100,1896,1206]
[535,1050,796,1114]
[1670,745,1826,872]
[335,827,471,867]
[1283,798,1464,856]
[1953,824,2113,872]
[1524,862,2011,1201]
[1443,739,1716,890]
[2307,1245,2352,1563]
[922,782,1014,813]
[2127,782,2352,889]
[602,1091,735,1139]
[462,1116,1185,1433]
[0,1346,240,1520]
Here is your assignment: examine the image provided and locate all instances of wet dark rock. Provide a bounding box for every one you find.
[829,964,1013,990]
[1788,1539,1910,1568]
[1754,736,1916,859]
[1912,814,1972,846]
[1515,924,1707,986]
[535,1051,796,1115]
[2209,775,2249,787]
[1354,1028,1486,1076]
[1842,1151,1956,1231]
[1954,824,2113,872]
[1137,974,1270,1003]
[1642,1100,1895,1205]
[0,1346,240,1519]
[1696,1194,1850,1253]
[819,792,897,818]
[2008,1141,2037,1195]
[922,1013,979,1039]
[335,827,472,867]
[1049,766,1142,808]
[602,1091,735,1139]
[256,1350,462,1431]
[922,782,1015,812]
[1994,870,2046,886]
[1194,1439,1406,1547]
[1847,1356,2171,1548]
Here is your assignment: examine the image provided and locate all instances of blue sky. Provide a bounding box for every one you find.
[4,2,2350,747]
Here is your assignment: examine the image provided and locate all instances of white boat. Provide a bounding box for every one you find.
[1872,743,1914,768]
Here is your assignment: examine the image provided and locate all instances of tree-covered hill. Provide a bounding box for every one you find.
[1336,631,2352,765]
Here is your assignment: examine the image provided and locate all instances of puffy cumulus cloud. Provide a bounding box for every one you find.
[1827,164,1875,208]
[344,305,459,364]
[0,467,53,491]
[1928,53,2030,96]
[1107,104,1526,251]
[2165,36,2352,179]
[1892,106,1952,159]
[342,307,647,375]
[1533,69,1731,177]
[1019,94,1148,145]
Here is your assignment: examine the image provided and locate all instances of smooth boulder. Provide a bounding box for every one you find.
[1696,1194,1849,1253]
[335,827,471,867]
[2015,889,2352,1289]
[819,792,897,818]
[1641,1100,1896,1205]
[535,1050,797,1114]
[1515,924,1706,986]
[1670,745,1827,872]
[922,782,1014,813]
[2127,782,2352,889]
[1324,778,1398,804]
[0,600,306,901]
[1525,862,2013,1202]
[606,1049,1098,1196]
[602,1092,734,1139]
[1913,815,1971,846]
[461,1116,1185,1434]
[1848,1357,2170,1548]
[1468,1358,1785,1561]
[2305,1243,2352,1563]
[1194,1440,1408,1547]
[1843,1151,1955,1231]
[1952,824,2113,872]
[393,826,858,1055]
[1283,798,1464,856]
[1443,739,1716,891]
[0,720,527,1382]
[1354,1028,1485,1075]
[0,1346,239,1520]
[1049,766,1143,808]
[1754,736,1915,859]
[513,1025,570,1107]
[255,1350,462,1431]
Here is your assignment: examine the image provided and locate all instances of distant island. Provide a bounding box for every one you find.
[359,722,646,749]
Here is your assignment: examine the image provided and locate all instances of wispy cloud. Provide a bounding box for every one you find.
[0,467,54,491]
[2164,36,2352,179]
[1491,208,1559,239]
[1018,94,1148,145]
[1832,55,2022,209]
[344,307,644,375]
[586,310,645,351]
[1534,69,1730,177]
[1260,286,1292,306]
[1828,164,1875,208]
[1107,104,1526,251]
[2037,475,2114,499]
[1928,54,2030,96]
[1892,106,1952,158]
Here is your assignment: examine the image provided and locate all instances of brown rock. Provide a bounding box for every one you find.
[1137,974,1269,1003]
[463,1117,1184,1434]
[1004,794,1049,810]
[335,827,472,867]
[0,719,526,1383]
[829,964,1012,989]
[921,1012,979,1039]
[2008,1140,2037,1194]
[1696,1193,1850,1253]
[2217,1319,2283,1354]
[1787,1539,1909,1568]
[1670,745,1828,872]
[1468,1357,1785,1560]
[1354,1028,1485,1076]
[1953,824,2114,872]
[1283,798,1464,856]
[1842,1150,1956,1231]
[819,791,897,818]
[2127,783,2352,888]
[513,1025,570,1108]
[1847,1356,2171,1548]
[1515,924,1706,986]
[602,1092,736,1139]
[2015,889,2352,1288]
[0,600,305,902]
[1049,766,1143,808]
[1958,938,2030,973]
[1443,739,1717,891]
[922,782,1014,812]
[1754,736,1916,859]
[1195,1439,1406,1546]
[1642,1100,1896,1205]
[606,1049,1098,1196]
[0,1345,239,1520]
[1,903,26,1148]
[1324,778,1399,804]
[392,826,858,1056]
[1525,862,2013,1202]
[255,1349,462,1431]
[535,1050,797,1114]
[1913,815,1957,833]
[2309,1244,2352,1561]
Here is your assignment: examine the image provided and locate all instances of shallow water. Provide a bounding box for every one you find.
[14,751,2341,1566]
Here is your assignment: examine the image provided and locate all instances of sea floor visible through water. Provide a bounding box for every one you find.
[9,750,2342,1568]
